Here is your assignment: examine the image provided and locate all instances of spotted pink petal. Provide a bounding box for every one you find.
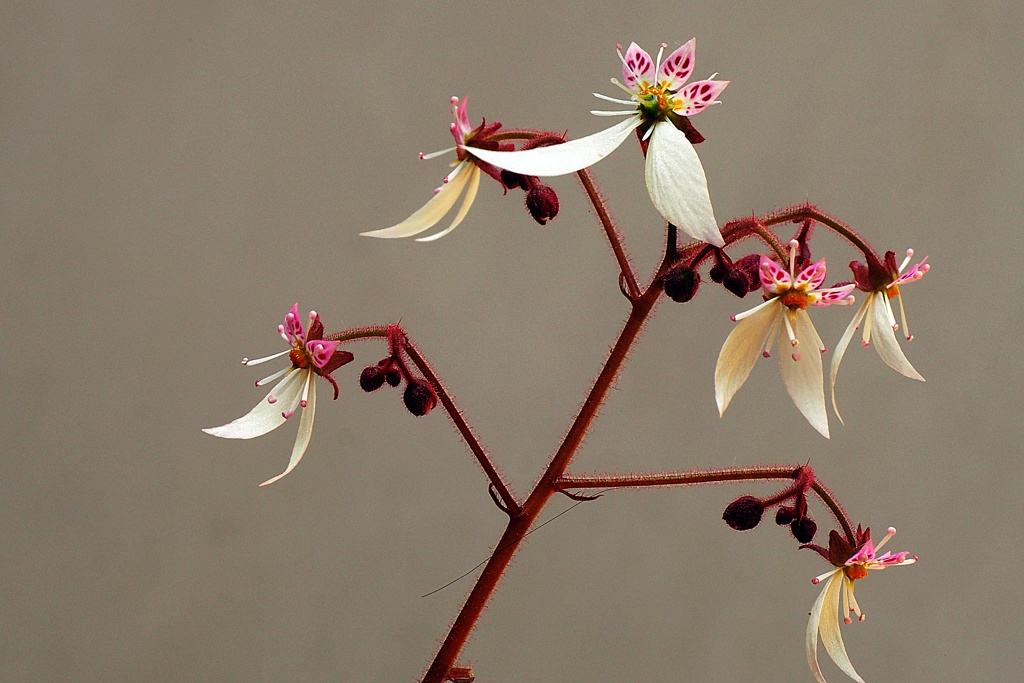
[795,259,828,290]
[283,303,304,345]
[894,257,929,285]
[759,256,792,293]
[306,339,341,369]
[621,42,655,90]
[814,284,856,305]
[657,39,696,90]
[451,96,472,145]
[677,79,729,116]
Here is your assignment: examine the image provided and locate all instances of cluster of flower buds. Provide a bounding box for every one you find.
[722,466,817,543]
[359,344,438,418]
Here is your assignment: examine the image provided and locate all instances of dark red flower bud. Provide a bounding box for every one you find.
[385,368,402,387]
[663,266,701,303]
[500,169,530,192]
[403,379,438,417]
[723,495,764,531]
[790,517,818,543]
[734,254,762,293]
[359,366,386,392]
[526,184,559,225]
[775,505,796,526]
[722,269,751,298]
[709,262,728,283]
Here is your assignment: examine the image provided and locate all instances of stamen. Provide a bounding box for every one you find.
[299,371,312,409]
[882,294,899,330]
[420,147,456,161]
[654,42,667,74]
[642,124,656,141]
[788,239,799,274]
[592,92,636,105]
[610,78,636,96]
[842,578,852,623]
[243,349,291,366]
[898,248,914,273]
[896,291,913,340]
[730,296,778,322]
[875,527,897,552]
[256,366,290,387]
[783,313,799,347]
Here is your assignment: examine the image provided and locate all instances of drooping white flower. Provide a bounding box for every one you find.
[806,526,916,683]
[715,241,855,437]
[362,97,496,242]
[469,40,729,245]
[829,249,929,421]
[203,304,352,486]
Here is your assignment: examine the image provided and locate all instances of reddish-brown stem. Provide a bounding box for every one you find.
[762,205,878,266]
[811,479,855,544]
[403,340,521,516]
[326,326,520,516]
[577,167,640,300]
[420,262,668,683]
[555,465,804,489]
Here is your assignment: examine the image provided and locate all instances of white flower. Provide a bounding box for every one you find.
[829,249,929,421]
[361,97,486,242]
[807,527,916,683]
[203,304,352,486]
[469,40,729,245]
[715,241,855,437]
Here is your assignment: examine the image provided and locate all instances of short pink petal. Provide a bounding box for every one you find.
[795,259,828,290]
[677,79,729,116]
[306,339,341,369]
[621,42,655,89]
[759,256,792,292]
[658,39,696,90]
[895,257,929,285]
[283,303,303,345]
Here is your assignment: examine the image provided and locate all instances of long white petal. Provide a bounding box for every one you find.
[645,121,723,246]
[260,374,317,486]
[715,303,781,415]
[203,368,303,440]
[869,291,925,381]
[467,115,641,176]
[819,575,866,683]
[829,298,870,423]
[780,310,829,438]
[361,162,471,238]
[807,572,837,683]
[416,163,481,242]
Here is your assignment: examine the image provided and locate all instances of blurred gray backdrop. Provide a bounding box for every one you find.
[3,1,1021,681]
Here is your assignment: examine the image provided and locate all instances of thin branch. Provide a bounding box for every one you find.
[577,168,640,300]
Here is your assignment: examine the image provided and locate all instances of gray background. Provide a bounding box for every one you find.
[3,1,1021,681]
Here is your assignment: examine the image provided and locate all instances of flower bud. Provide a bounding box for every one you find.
[385,368,402,387]
[790,516,818,543]
[359,365,386,392]
[723,495,764,531]
[709,262,727,283]
[526,183,559,225]
[722,269,751,298]
[775,505,796,526]
[404,379,438,417]
[500,169,531,192]
[663,266,701,303]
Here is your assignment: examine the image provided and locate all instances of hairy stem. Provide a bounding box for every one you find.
[577,168,640,299]
[420,262,668,683]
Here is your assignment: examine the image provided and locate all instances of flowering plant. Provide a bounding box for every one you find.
[205,40,927,682]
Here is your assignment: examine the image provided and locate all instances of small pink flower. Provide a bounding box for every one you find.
[715,241,855,437]
[204,304,353,486]
[806,527,917,683]
[362,97,511,242]
[829,249,930,421]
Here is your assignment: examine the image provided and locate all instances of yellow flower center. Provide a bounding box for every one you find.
[843,564,869,581]
[779,290,812,310]
[636,81,679,121]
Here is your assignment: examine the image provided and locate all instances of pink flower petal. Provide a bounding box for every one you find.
[657,39,696,90]
[759,256,792,292]
[795,259,828,291]
[677,79,729,116]
[621,42,655,89]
